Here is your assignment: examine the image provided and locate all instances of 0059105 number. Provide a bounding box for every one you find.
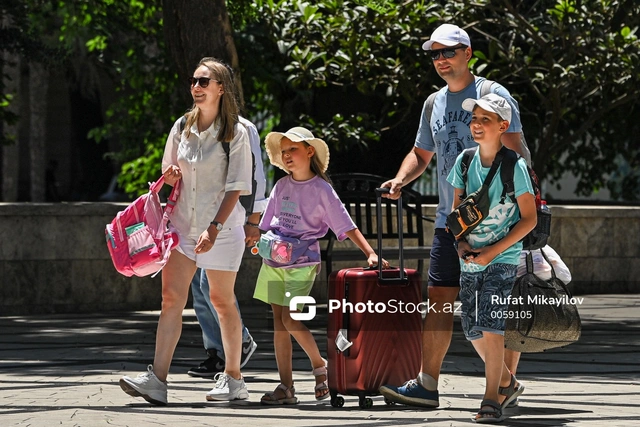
[490,310,532,319]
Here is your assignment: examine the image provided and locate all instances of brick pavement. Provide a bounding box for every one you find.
[1,294,639,426]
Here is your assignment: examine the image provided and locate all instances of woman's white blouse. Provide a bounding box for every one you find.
[162,118,252,239]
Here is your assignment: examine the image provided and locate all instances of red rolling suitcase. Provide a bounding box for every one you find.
[327,188,423,409]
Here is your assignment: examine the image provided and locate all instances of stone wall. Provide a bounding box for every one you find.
[0,203,638,315]
[548,206,640,293]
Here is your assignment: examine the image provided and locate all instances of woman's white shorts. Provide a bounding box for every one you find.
[175,225,245,272]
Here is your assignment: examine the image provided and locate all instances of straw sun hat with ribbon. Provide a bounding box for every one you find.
[264,127,330,174]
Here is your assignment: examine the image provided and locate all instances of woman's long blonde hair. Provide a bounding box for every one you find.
[182,57,239,142]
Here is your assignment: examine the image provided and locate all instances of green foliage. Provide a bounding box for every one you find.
[54,0,184,196]
[118,140,164,195]
[241,0,444,177]
[450,0,640,199]
[227,0,262,30]
[245,0,640,199]
[608,154,640,201]
[0,0,67,146]
[6,0,639,200]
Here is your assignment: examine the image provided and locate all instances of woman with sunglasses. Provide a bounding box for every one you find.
[119,57,253,405]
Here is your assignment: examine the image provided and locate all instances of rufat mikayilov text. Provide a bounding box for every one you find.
[328,299,461,314]
[491,295,584,307]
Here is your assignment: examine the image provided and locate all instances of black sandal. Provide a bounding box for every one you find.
[499,373,524,409]
[474,399,505,423]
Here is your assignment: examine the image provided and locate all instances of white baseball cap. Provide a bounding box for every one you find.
[422,24,471,51]
[462,93,512,123]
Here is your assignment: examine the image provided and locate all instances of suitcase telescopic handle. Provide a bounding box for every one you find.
[375,188,408,284]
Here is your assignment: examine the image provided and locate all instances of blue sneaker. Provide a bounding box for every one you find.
[379,379,439,408]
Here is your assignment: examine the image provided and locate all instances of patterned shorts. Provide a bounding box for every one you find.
[459,263,517,341]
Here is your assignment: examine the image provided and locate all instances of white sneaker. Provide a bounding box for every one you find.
[206,372,249,401]
[119,365,168,405]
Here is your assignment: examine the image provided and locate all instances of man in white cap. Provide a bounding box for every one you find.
[379,23,528,409]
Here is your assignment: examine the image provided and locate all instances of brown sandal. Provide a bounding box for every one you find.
[312,363,329,401]
[260,383,298,405]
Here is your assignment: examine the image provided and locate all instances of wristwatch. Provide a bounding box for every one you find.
[210,220,224,231]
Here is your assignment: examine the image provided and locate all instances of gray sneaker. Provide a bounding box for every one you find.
[205,372,249,401]
[119,365,168,406]
[240,334,258,369]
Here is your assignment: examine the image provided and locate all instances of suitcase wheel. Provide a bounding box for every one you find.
[358,397,373,409]
[330,395,345,408]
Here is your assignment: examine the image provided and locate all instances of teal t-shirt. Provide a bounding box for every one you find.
[446,149,534,272]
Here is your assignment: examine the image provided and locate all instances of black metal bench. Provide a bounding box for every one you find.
[320,173,432,279]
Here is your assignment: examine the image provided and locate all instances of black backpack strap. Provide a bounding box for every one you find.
[221,135,257,217]
[483,146,508,189]
[459,147,477,199]
[459,146,505,197]
[499,148,518,204]
[538,247,557,280]
[221,141,230,158]
[525,250,534,275]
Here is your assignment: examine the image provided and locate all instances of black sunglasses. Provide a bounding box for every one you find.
[188,77,220,88]
[429,46,467,61]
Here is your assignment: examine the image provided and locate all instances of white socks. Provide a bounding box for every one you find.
[417,372,438,391]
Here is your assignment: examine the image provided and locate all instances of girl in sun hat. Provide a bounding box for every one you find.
[254,126,388,405]
[265,126,331,178]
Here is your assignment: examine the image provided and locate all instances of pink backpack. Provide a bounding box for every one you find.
[105,176,180,277]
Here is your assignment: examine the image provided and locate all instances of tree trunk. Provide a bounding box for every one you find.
[1,51,20,202]
[29,62,48,202]
[162,0,244,108]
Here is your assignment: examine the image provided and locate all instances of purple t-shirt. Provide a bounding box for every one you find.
[259,175,356,268]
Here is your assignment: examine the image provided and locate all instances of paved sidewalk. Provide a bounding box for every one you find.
[1,294,639,426]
